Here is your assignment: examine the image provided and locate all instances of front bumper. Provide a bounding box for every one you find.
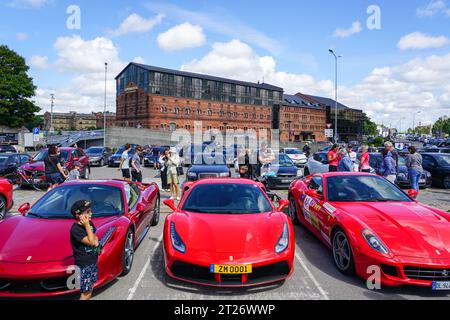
[292,159,307,167]
[265,176,297,190]
[108,159,121,167]
[353,246,450,288]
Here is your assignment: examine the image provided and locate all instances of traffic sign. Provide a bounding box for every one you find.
[49,127,55,134]
[326,123,332,129]
[33,127,40,135]
[33,127,40,142]
[325,129,334,138]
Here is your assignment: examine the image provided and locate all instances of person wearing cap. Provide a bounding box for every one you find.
[166,147,181,200]
[131,145,143,183]
[70,200,99,300]
[67,161,82,181]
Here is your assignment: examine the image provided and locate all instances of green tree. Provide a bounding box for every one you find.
[23,115,44,132]
[362,113,378,136]
[0,45,40,128]
[433,117,450,136]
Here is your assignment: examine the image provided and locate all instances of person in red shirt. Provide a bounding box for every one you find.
[327,144,339,172]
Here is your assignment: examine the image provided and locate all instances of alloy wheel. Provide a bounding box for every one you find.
[444,175,450,189]
[0,197,6,220]
[332,231,353,273]
[123,230,134,272]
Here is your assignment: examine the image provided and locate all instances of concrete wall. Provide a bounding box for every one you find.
[106,127,175,147]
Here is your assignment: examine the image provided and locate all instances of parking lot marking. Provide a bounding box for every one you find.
[295,250,329,300]
[127,233,163,300]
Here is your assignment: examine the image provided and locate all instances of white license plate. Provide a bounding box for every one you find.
[282,180,292,183]
[432,281,450,290]
[114,160,120,164]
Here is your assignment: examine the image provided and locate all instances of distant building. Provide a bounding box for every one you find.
[44,111,116,131]
[115,63,283,135]
[280,93,327,143]
[305,95,363,142]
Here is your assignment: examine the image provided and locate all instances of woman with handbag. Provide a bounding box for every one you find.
[166,147,181,201]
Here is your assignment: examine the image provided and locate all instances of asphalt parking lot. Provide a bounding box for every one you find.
[7,166,450,300]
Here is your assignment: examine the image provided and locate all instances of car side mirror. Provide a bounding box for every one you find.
[407,189,418,199]
[164,199,177,212]
[18,203,31,216]
[306,189,323,200]
[277,199,290,212]
[72,157,79,162]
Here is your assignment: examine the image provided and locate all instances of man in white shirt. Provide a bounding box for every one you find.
[348,145,358,172]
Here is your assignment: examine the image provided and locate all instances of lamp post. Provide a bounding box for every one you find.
[412,111,422,135]
[50,94,55,145]
[103,62,108,148]
[329,49,342,143]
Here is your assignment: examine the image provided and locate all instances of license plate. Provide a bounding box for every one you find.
[114,160,120,164]
[282,180,292,183]
[210,264,252,274]
[432,281,450,290]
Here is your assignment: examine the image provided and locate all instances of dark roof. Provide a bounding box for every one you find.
[306,95,361,112]
[283,94,324,109]
[116,62,283,92]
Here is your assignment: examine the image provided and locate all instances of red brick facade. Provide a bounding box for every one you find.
[115,87,273,133]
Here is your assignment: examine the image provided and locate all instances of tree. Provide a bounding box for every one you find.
[0,45,40,128]
[433,117,450,136]
[23,115,44,132]
[362,113,378,136]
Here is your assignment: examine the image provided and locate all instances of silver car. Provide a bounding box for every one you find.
[304,152,330,176]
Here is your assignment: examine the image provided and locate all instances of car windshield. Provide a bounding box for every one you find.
[0,156,9,165]
[436,155,450,166]
[115,146,135,155]
[285,149,301,155]
[87,147,103,154]
[276,154,296,167]
[193,154,227,165]
[33,150,70,161]
[326,175,412,202]
[398,157,406,166]
[182,183,273,214]
[28,184,124,219]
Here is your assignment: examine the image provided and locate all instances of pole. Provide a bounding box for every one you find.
[329,49,341,144]
[104,62,108,148]
[50,94,54,145]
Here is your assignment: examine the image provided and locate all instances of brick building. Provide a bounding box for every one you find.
[44,111,115,131]
[280,93,327,143]
[115,63,283,135]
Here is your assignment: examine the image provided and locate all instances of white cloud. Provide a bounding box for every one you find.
[398,32,450,50]
[417,0,450,17]
[146,2,282,55]
[182,39,449,126]
[182,39,333,96]
[29,55,49,69]
[333,21,362,38]
[157,23,206,52]
[132,56,146,64]
[8,0,51,8]
[109,13,163,37]
[16,32,28,41]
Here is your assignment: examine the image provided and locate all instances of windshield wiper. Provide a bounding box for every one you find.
[27,212,47,219]
[372,198,400,202]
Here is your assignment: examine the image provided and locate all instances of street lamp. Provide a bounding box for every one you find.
[50,94,55,145]
[329,49,342,144]
[103,62,108,148]
[412,111,422,135]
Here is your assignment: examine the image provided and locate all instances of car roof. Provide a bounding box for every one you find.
[191,178,261,186]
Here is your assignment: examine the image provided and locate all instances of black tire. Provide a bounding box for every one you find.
[121,229,135,276]
[288,196,300,225]
[150,196,161,226]
[443,175,450,190]
[332,229,355,275]
[0,195,6,220]
[31,171,48,191]
[99,159,104,167]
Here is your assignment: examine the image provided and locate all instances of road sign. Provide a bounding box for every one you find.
[49,127,55,134]
[33,127,40,142]
[325,129,334,138]
[326,123,332,129]
[33,127,40,135]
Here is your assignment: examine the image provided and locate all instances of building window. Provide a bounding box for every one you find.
[208,109,213,116]
[197,109,202,115]
[174,107,180,114]
[185,108,191,115]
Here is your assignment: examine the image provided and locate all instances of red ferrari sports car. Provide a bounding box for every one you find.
[288,172,450,289]
[163,178,294,287]
[0,179,160,297]
[0,179,13,220]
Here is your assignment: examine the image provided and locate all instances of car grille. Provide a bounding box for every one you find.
[404,266,450,281]
[0,276,71,294]
[170,261,290,285]
[199,173,219,179]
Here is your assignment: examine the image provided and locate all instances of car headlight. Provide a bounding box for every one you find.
[397,173,407,180]
[170,222,186,253]
[219,172,230,177]
[426,171,431,178]
[361,229,389,255]
[275,223,289,254]
[297,169,303,177]
[187,172,197,178]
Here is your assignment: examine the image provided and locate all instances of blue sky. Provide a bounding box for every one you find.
[1,0,449,128]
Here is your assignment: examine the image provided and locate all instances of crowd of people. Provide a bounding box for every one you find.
[326,141,424,198]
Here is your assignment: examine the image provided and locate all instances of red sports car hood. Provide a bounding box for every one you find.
[21,161,44,171]
[174,211,285,257]
[0,216,118,263]
[333,202,450,259]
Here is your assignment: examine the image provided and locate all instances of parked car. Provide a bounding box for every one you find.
[0,179,13,220]
[108,144,140,167]
[18,147,90,189]
[304,152,329,176]
[364,153,432,189]
[281,148,308,167]
[0,145,17,153]
[418,148,450,154]
[0,153,32,183]
[186,154,231,182]
[261,153,302,190]
[421,153,450,189]
[163,178,294,287]
[288,172,450,288]
[86,146,112,167]
[0,180,160,297]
